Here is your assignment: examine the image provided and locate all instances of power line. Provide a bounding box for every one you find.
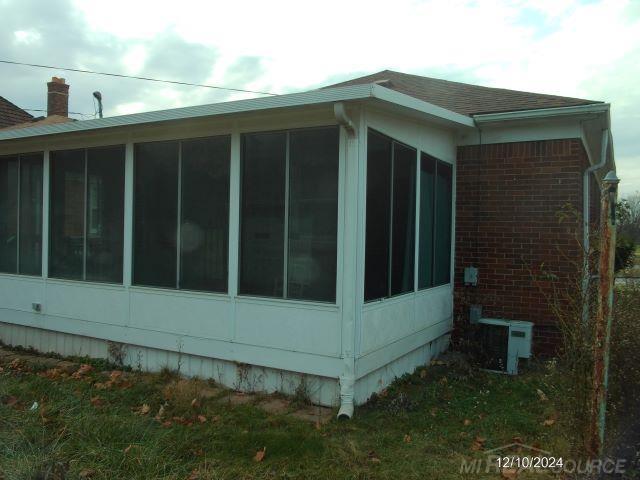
[24,108,93,117]
[0,59,278,96]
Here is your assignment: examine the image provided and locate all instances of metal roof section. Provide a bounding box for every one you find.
[0,83,475,142]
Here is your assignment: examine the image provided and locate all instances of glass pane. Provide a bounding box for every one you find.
[0,157,18,273]
[434,161,453,285]
[390,143,416,296]
[49,150,84,279]
[239,132,286,297]
[180,136,230,292]
[364,130,392,301]
[19,154,43,275]
[418,154,436,289]
[133,141,179,288]
[85,146,125,283]
[288,127,339,302]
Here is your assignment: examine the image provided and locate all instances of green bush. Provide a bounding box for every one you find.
[615,236,635,272]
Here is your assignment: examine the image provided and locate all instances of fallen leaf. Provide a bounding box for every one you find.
[78,468,95,478]
[123,444,136,454]
[403,434,412,443]
[197,415,207,423]
[72,364,93,379]
[140,404,151,415]
[191,398,201,409]
[90,396,104,407]
[471,436,486,451]
[172,416,186,424]
[254,447,266,462]
[463,419,472,426]
[536,389,548,402]
[109,371,123,381]
[501,467,518,479]
[94,382,108,390]
[155,405,165,421]
[542,418,556,426]
[162,420,172,428]
[39,368,63,380]
[187,469,201,480]
[368,451,381,463]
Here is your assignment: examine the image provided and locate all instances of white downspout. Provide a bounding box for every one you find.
[335,101,356,420]
[582,129,609,321]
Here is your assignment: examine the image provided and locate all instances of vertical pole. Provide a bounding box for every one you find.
[588,170,619,457]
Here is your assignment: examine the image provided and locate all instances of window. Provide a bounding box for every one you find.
[49,146,125,282]
[240,126,339,302]
[434,161,453,285]
[133,136,230,292]
[0,153,43,275]
[418,153,453,289]
[364,130,416,301]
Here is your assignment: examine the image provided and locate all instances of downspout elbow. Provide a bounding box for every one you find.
[334,102,356,137]
[337,373,355,420]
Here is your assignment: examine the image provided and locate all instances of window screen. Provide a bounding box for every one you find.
[434,161,453,285]
[0,154,43,276]
[418,154,436,289]
[50,146,124,282]
[240,127,339,302]
[364,129,417,301]
[134,136,230,292]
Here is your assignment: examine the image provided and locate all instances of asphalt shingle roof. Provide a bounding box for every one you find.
[0,96,33,129]
[325,70,602,116]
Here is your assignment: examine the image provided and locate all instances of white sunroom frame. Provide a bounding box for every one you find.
[0,85,473,409]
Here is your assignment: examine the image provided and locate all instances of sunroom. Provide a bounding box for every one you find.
[0,84,471,414]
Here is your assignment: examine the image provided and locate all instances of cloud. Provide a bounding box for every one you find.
[0,0,638,193]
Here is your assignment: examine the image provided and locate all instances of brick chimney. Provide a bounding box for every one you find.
[47,77,69,117]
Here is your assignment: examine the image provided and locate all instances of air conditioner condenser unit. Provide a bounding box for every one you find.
[477,318,534,375]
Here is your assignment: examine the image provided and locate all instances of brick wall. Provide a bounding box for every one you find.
[455,139,593,355]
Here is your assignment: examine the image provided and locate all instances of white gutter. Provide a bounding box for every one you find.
[582,129,610,322]
[473,103,610,124]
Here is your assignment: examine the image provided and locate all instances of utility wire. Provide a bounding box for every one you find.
[23,108,93,117]
[0,59,278,96]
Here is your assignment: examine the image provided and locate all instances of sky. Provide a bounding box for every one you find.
[1,0,639,196]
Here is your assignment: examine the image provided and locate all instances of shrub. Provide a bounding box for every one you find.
[615,236,635,272]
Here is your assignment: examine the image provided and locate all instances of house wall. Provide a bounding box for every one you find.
[454,138,590,355]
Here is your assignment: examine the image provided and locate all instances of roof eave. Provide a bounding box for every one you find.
[369,84,476,128]
[0,82,476,142]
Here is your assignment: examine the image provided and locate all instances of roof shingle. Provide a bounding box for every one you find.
[0,96,33,128]
[325,70,602,116]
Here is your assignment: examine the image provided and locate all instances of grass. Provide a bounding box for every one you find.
[0,358,575,480]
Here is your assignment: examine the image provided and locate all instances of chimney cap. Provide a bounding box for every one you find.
[49,76,66,84]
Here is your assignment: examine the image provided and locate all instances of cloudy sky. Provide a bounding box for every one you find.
[1,0,638,196]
